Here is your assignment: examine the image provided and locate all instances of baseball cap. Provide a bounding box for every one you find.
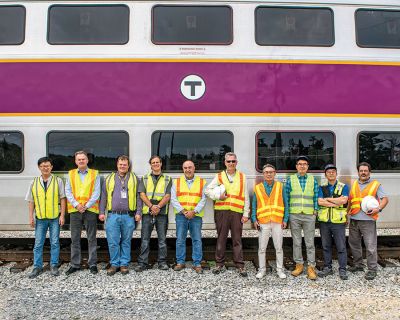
[324,164,337,172]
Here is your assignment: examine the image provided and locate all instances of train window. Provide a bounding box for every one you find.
[152,131,233,172]
[0,6,25,45]
[47,131,129,172]
[152,5,233,45]
[255,7,334,46]
[0,131,24,173]
[359,132,400,171]
[256,131,335,172]
[47,5,129,45]
[356,9,400,48]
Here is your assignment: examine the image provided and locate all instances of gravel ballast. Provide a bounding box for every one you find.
[1,260,399,320]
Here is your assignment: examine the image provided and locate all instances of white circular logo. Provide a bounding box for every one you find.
[180,75,206,100]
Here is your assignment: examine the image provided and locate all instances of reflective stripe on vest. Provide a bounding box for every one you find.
[254,181,284,224]
[173,176,206,217]
[318,181,347,223]
[142,173,171,214]
[289,174,315,215]
[106,172,137,212]
[32,175,60,219]
[215,171,245,213]
[67,169,99,214]
[349,180,380,220]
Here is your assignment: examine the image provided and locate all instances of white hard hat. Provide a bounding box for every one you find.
[361,195,379,213]
[213,184,226,200]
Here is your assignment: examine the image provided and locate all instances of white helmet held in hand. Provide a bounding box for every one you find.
[213,185,226,200]
[361,195,379,213]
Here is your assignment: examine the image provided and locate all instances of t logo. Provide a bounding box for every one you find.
[180,75,206,100]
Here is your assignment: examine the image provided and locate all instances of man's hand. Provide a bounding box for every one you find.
[98,214,106,222]
[281,222,287,229]
[185,210,196,219]
[59,215,65,226]
[241,216,249,224]
[29,215,35,228]
[76,203,86,213]
[253,221,259,230]
[151,205,160,215]
[219,192,228,200]
[135,214,142,222]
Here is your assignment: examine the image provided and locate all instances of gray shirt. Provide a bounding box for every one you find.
[138,173,172,215]
[99,172,143,215]
[351,178,387,221]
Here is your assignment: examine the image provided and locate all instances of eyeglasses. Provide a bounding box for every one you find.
[226,160,237,163]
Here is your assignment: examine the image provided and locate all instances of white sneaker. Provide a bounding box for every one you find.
[256,270,266,279]
[277,269,287,279]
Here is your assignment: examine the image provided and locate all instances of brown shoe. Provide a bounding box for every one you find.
[120,266,129,275]
[291,264,304,277]
[173,264,186,271]
[307,266,317,280]
[107,266,118,276]
[192,266,203,274]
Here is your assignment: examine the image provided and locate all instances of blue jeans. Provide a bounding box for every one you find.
[105,213,136,267]
[138,214,168,266]
[33,218,60,269]
[175,214,203,266]
[320,222,347,271]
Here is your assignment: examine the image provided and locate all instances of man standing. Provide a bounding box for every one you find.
[285,156,319,280]
[317,164,349,280]
[99,155,142,276]
[135,155,172,271]
[205,152,250,277]
[26,157,66,278]
[171,160,207,274]
[65,151,101,275]
[348,162,389,280]
[252,164,288,279]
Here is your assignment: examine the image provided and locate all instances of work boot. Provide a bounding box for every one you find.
[238,267,248,277]
[50,266,60,277]
[28,268,43,279]
[339,269,348,280]
[318,267,333,278]
[365,270,377,280]
[120,266,129,275]
[348,265,364,273]
[192,266,203,274]
[173,264,186,271]
[291,264,304,277]
[107,266,118,276]
[307,266,317,280]
[212,265,226,275]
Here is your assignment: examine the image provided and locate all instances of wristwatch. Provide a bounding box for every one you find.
[378,207,382,213]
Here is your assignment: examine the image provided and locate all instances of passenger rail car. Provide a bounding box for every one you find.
[1,0,400,230]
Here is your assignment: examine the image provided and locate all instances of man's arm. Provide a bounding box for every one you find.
[85,174,101,209]
[170,182,184,213]
[65,176,79,208]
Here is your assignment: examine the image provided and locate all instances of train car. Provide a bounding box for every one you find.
[1,0,400,230]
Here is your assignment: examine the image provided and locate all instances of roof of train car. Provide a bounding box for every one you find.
[0,0,399,6]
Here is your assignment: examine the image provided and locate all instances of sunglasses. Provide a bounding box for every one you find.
[226,160,237,163]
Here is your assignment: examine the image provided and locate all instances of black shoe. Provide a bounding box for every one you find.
[318,267,334,278]
[212,265,226,275]
[158,263,169,271]
[339,270,348,280]
[134,265,146,272]
[65,266,80,276]
[89,266,98,274]
[28,267,43,279]
[238,268,248,278]
[348,265,364,273]
[365,270,377,280]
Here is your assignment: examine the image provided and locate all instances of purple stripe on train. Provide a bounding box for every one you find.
[0,62,399,114]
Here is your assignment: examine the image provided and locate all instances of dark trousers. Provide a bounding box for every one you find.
[215,210,244,268]
[319,222,347,271]
[138,214,168,266]
[70,211,98,268]
[349,219,378,271]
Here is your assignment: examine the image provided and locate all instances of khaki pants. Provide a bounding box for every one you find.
[289,213,316,266]
[258,222,284,272]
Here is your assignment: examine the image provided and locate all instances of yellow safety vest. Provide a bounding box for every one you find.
[67,169,99,214]
[254,181,284,224]
[318,181,347,223]
[289,174,315,215]
[349,180,380,220]
[32,175,60,219]
[105,172,137,212]
[142,173,171,214]
[214,171,245,214]
[173,176,206,217]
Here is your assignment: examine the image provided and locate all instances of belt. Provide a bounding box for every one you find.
[108,211,131,215]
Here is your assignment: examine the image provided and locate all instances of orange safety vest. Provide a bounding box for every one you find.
[214,171,245,213]
[67,169,99,214]
[254,181,285,224]
[174,176,206,217]
[349,180,380,220]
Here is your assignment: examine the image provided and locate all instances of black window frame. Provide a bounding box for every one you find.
[151,4,233,45]
[357,131,400,172]
[256,130,336,173]
[47,4,130,45]
[0,5,26,46]
[255,6,335,47]
[355,8,400,49]
[46,130,129,173]
[0,130,24,174]
[151,130,234,173]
